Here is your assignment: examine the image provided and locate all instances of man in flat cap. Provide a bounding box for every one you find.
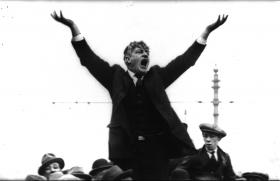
[177,123,237,181]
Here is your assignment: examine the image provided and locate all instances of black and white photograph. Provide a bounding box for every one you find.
[0,0,279,180]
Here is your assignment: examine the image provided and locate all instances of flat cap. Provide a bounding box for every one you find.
[199,123,227,138]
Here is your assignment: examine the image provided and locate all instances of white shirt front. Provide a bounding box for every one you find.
[127,69,143,85]
[207,148,218,161]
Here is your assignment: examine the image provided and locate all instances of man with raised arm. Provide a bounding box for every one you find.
[51,11,228,180]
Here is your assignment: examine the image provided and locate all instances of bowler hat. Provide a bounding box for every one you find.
[242,172,269,181]
[38,153,65,176]
[101,165,133,180]
[199,123,227,138]
[89,158,113,176]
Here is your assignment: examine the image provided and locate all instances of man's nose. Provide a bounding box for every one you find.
[205,136,211,141]
[142,54,148,58]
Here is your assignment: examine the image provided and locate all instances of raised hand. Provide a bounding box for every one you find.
[200,14,228,41]
[51,10,81,37]
[51,10,74,27]
[206,14,228,33]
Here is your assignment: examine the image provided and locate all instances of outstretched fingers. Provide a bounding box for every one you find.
[51,10,72,26]
[60,10,64,20]
[207,14,228,33]
[219,14,228,26]
[213,14,228,29]
[216,15,221,24]
[51,10,61,21]
[50,11,56,19]
[51,10,78,35]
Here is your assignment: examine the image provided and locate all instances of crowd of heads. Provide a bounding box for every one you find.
[25,155,133,181]
[23,123,269,181]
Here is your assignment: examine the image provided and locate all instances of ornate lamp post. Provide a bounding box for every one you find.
[212,67,220,126]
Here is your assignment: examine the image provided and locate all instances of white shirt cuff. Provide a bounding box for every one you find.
[72,34,84,42]
[196,36,207,45]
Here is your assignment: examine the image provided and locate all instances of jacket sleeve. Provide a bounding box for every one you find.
[72,39,114,90]
[159,41,206,88]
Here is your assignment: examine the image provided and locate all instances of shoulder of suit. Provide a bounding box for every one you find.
[217,146,227,154]
[195,147,205,156]
[111,64,125,72]
[149,65,160,71]
[217,147,231,160]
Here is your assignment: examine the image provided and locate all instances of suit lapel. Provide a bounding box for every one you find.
[112,71,133,114]
[202,147,211,162]
[217,147,227,166]
[124,71,134,90]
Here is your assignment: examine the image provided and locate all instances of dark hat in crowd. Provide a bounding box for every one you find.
[169,168,191,180]
[25,174,47,181]
[67,166,92,180]
[242,172,269,181]
[101,165,133,180]
[199,123,227,138]
[38,153,65,175]
[89,158,113,176]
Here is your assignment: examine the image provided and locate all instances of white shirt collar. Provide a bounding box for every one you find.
[127,69,144,85]
[206,147,218,161]
[127,69,135,78]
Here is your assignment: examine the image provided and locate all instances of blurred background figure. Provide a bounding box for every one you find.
[25,174,46,181]
[100,165,133,181]
[38,153,80,180]
[169,168,191,180]
[89,158,113,180]
[38,153,65,180]
[66,166,92,180]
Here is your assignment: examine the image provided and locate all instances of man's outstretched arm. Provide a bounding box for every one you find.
[51,10,114,90]
[160,14,229,88]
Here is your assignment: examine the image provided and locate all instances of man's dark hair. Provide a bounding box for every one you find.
[123,41,149,60]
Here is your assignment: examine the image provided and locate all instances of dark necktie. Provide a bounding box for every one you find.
[210,151,217,163]
[134,73,143,87]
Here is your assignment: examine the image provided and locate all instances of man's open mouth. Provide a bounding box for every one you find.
[140,59,148,67]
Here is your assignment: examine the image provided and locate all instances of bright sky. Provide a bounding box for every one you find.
[0,1,280,179]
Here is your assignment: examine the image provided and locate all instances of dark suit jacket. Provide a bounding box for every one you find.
[179,146,236,181]
[72,39,206,160]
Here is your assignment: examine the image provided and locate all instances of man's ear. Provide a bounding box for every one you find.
[124,56,131,64]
